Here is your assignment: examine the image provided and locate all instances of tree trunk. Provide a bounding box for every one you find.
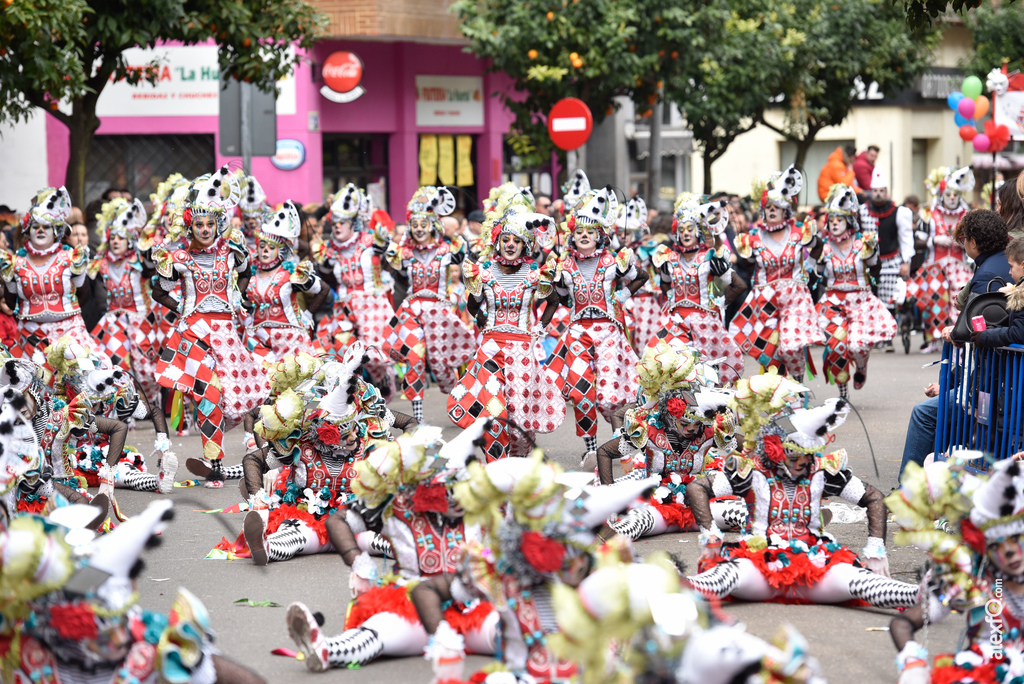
[793,138,813,173]
[64,99,102,208]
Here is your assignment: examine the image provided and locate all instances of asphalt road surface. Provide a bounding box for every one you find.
[113,343,959,683]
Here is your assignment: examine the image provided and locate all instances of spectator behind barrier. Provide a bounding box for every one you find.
[971,237,1024,348]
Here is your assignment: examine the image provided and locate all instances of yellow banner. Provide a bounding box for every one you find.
[456,135,474,187]
[419,135,438,186]
[437,135,455,186]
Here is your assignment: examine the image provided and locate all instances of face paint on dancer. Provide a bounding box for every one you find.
[257,239,281,267]
[192,214,218,248]
[498,232,525,262]
[779,447,813,480]
[678,221,701,252]
[989,535,1024,576]
[573,224,600,256]
[332,219,354,244]
[827,215,851,240]
[942,189,961,212]
[869,187,888,206]
[410,217,433,245]
[29,223,56,250]
[109,234,129,257]
[764,203,786,229]
[243,214,261,234]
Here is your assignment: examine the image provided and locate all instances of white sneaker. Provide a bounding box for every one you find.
[286,602,330,672]
[158,452,178,495]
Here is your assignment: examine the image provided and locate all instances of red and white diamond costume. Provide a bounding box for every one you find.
[314,184,396,394]
[907,166,974,341]
[447,198,565,460]
[816,185,896,390]
[729,166,824,378]
[617,198,667,354]
[152,168,270,471]
[650,195,745,385]
[1,187,104,366]
[88,197,161,399]
[546,185,642,451]
[382,187,475,414]
[245,201,324,363]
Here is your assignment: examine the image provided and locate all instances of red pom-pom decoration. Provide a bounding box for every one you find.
[412,483,450,513]
[520,531,566,573]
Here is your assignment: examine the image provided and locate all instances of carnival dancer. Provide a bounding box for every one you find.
[139,174,190,359]
[245,201,327,363]
[381,186,475,424]
[685,374,921,608]
[238,174,270,247]
[541,171,591,358]
[907,166,975,353]
[284,421,504,672]
[816,185,897,399]
[0,186,104,365]
[728,166,825,378]
[0,500,266,683]
[650,194,746,384]
[545,184,647,461]
[313,183,396,394]
[858,168,915,350]
[88,197,162,399]
[406,450,657,681]
[151,167,271,487]
[46,338,178,497]
[888,457,1024,683]
[618,197,669,355]
[595,342,747,540]
[231,344,392,565]
[447,194,566,460]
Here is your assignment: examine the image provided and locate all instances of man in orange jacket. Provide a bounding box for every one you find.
[817,144,858,202]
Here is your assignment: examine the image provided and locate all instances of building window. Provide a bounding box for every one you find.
[417,134,478,215]
[85,134,215,207]
[322,134,390,210]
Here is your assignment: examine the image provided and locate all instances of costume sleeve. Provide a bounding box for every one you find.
[358,246,380,293]
[462,261,485,299]
[710,470,736,498]
[615,247,636,277]
[153,247,177,280]
[290,260,322,294]
[717,453,753,496]
[537,255,556,299]
[68,245,89,287]
[227,228,249,273]
[896,206,916,263]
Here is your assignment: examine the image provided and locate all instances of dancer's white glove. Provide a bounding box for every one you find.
[247,488,271,511]
[349,551,377,598]
[154,432,171,454]
[896,641,929,684]
[425,620,465,684]
[861,536,891,577]
[97,462,116,500]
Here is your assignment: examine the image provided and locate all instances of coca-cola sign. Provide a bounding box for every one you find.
[321,51,365,103]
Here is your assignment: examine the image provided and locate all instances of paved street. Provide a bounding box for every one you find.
[118,343,958,683]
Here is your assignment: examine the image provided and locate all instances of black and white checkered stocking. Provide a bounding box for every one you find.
[267,521,310,562]
[325,627,384,667]
[369,533,394,559]
[847,567,920,608]
[583,435,597,453]
[222,463,243,480]
[711,498,748,531]
[611,507,655,540]
[687,561,741,599]
[838,383,849,400]
[412,399,424,424]
[117,468,158,493]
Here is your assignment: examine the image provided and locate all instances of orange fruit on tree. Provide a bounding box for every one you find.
[546,11,554,20]
[242,38,252,48]
[528,49,538,59]
[569,52,578,60]
[671,51,678,59]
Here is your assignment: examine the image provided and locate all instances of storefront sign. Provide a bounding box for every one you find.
[96,45,296,117]
[321,51,365,103]
[271,139,305,170]
[415,76,484,127]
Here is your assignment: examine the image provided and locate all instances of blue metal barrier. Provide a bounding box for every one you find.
[935,342,1024,471]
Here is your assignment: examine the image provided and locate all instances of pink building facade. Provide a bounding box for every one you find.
[44,41,515,218]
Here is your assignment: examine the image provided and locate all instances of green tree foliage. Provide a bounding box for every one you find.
[961,1,1024,76]
[895,0,1015,29]
[452,0,665,168]
[660,1,805,194]
[0,0,327,205]
[759,0,938,172]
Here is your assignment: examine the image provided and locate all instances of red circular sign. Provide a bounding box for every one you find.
[547,97,593,151]
[322,51,363,94]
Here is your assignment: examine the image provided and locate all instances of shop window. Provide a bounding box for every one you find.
[85,134,215,207]
[322,134,389,211]
[418,134,478,215]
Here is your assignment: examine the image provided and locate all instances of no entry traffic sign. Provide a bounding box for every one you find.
[548,97,593,151]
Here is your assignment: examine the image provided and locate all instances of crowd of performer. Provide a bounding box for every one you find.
[0,161,1021,684]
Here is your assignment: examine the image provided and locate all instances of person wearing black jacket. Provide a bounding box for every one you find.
[971,237,1024,348]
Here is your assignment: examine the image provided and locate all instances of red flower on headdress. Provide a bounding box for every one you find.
[317,423,341,445]
[412,483,450,513]
[762,434,786,464]
[567,214,576,232]
[520,531,566,573]
[666,397,688,418]
[50,603,99,640]
[182,207,192,227]
[960,517,987,554]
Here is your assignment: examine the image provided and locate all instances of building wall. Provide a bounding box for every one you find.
[313,0,463,41]
[0,115,50,213]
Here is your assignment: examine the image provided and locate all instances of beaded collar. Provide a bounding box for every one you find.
[569,247,601,260]
[25,241,62,257]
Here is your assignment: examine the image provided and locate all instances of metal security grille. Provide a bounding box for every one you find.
[84,134,215,206]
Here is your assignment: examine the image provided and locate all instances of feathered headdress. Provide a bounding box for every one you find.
[569,186,619,235]
[924,166,951,198]
[237,175,269,218]
[824,183,860,235]
[562,169,591,209]
[616,196,649,243]
[95,197,147,252]
[24,186,72,236]
[181,166,244,236]
[674,194,729,242]
[330,183,363,225]
[256,200,302,251]
[760,165,802,213]
[406,186,456,234]
[945,166,976,194]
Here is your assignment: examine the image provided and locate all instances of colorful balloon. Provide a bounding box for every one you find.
[962,75,983,100]
[947,91,965,111]
[973,134,991,152]
[974,94,990,119]
[955,113,970,127]
[957,98,976,119]
[959,125,977,141]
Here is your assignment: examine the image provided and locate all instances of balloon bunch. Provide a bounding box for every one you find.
[948,73,1011,153]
